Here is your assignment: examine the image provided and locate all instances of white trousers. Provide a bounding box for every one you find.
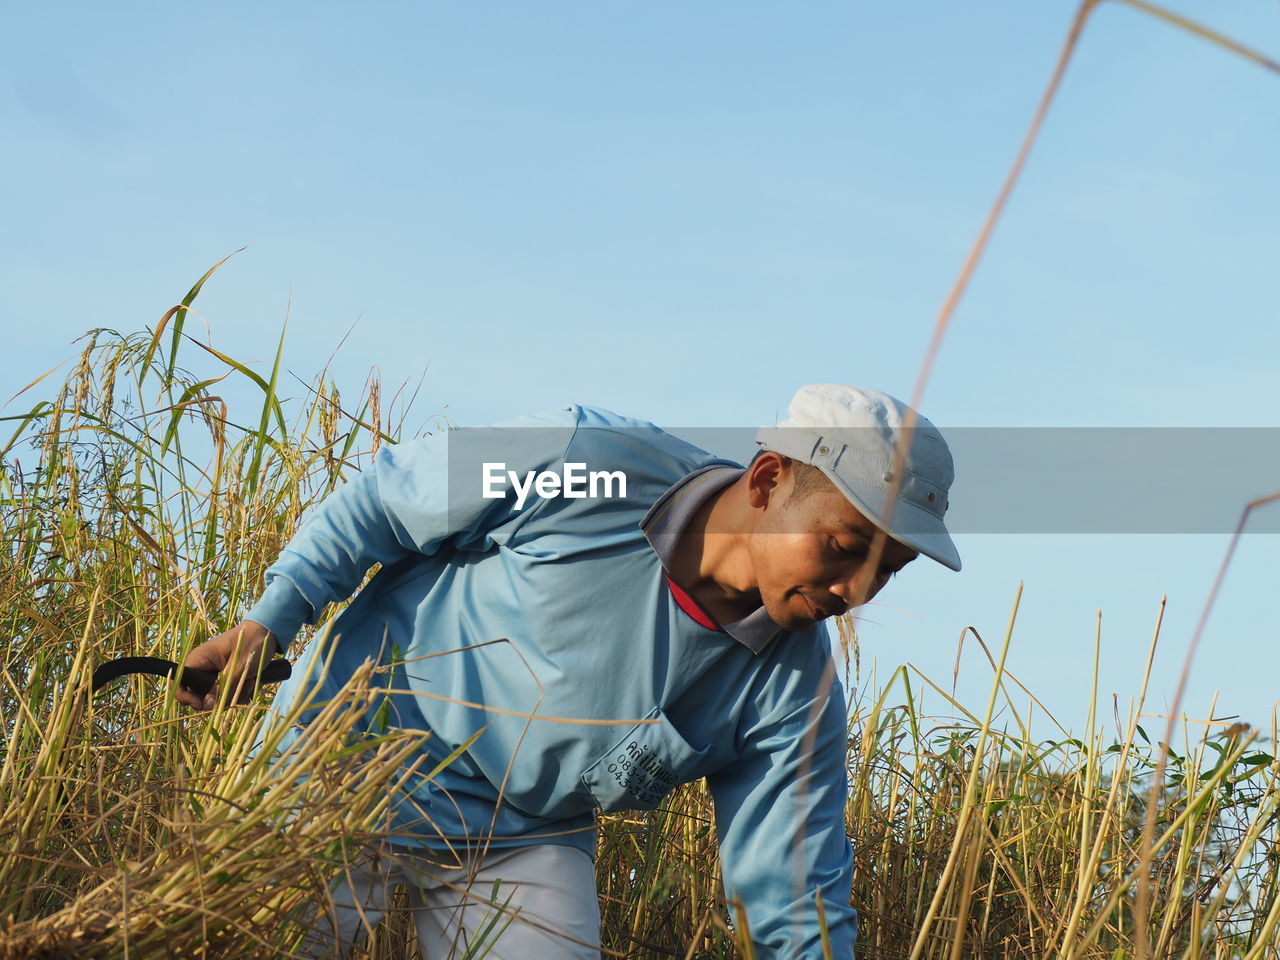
[299,843,602,960]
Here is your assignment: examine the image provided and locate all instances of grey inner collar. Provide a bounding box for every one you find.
[640,464,786,655]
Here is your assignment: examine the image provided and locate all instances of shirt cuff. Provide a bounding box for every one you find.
[244,576,315,655]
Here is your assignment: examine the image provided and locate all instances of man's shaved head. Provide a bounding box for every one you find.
[749,451,834,504]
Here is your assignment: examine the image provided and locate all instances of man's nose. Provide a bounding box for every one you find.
[826,572,861,611]
[829,567,886,609]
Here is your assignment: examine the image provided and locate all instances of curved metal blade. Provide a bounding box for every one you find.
[91,656,291,697]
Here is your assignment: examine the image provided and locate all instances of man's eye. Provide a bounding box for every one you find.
[831,539,866,557]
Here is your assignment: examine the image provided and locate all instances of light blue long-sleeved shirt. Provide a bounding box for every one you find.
[247,405,857,958]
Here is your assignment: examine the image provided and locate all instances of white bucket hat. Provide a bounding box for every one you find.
[755,384,961,571]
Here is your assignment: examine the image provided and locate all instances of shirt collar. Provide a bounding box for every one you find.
[640,464,787,655]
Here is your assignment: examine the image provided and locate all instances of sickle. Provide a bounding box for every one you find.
[92,656,292,696]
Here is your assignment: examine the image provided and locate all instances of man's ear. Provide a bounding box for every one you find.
[746,451,791,509]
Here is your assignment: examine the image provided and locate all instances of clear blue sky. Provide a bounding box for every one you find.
[3,2,1277,737]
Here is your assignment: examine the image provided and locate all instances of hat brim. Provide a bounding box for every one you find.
[818,466,962,572]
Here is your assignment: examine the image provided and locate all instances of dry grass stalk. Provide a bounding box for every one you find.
[2,259,1278,958]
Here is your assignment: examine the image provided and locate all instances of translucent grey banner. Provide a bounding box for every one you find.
[439,426,1280,534]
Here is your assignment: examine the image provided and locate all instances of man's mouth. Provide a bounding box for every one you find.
[805,596,830,621]
[804,595,844,621]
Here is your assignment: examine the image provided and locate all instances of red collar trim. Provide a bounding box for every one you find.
[664,574,722,632]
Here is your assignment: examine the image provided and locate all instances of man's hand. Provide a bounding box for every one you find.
[175,620,280,710]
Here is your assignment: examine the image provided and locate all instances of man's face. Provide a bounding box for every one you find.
[746,457,918,632]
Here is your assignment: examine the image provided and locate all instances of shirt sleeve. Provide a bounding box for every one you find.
[707,657,857,959]
[245,408,580,651]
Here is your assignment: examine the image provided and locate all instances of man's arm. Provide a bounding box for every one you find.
[177,409,580,709]
[707,664,857,959]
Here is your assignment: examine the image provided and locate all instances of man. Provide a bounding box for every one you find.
[178,384,961,959]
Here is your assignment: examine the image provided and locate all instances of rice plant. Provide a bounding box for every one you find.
[1,269,1277,958]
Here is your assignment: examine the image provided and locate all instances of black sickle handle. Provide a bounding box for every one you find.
[91,656,292,697]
